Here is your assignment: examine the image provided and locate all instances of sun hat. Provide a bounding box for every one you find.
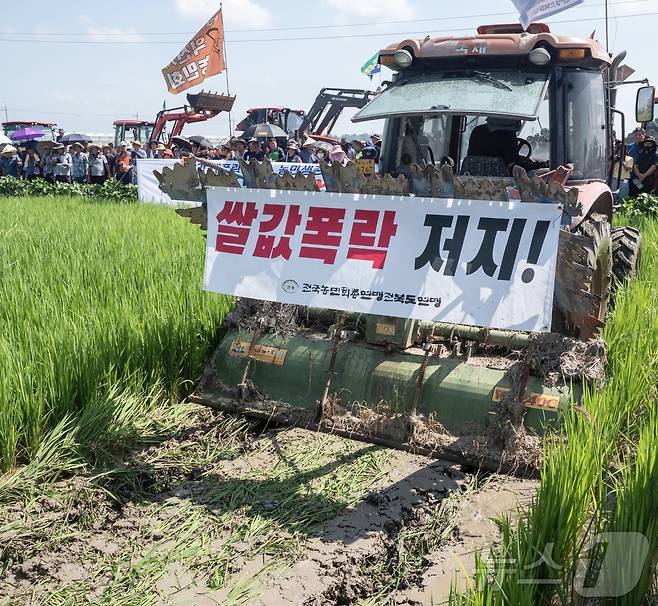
[71,142,84,149]
[302,137,316,148]
[132,140,142,146]
[329,145,346,161]
[162,149,174,158]
[52,143,65,150]
[287,140,300,150]
[156,143,166,151]
[118,141,128,148]
[2,145,17,154]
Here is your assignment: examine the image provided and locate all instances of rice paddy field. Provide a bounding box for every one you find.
[0,195,657,605]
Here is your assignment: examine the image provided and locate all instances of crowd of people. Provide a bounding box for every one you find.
[0,133,383,183]
[613,127,658,198]
[0,139,161,184]
[189,134,382,168]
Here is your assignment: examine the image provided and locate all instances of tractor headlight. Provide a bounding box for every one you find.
[394,49,414,69]
[529,47,552,66]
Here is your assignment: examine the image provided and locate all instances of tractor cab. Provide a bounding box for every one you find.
[113,120,154,148]
[236,107,306,137]
[353,23,622,190]
[2,121,58,141]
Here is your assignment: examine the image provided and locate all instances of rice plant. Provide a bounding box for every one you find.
[0,195,231,473]
[451,217,658,604]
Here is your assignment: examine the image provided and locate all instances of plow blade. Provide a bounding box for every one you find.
[190,327,580,474]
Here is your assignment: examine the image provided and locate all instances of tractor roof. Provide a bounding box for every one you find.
[246,107,305,114]
[380,23,610,67]
[113,120,155,127]
[2,120,56,127]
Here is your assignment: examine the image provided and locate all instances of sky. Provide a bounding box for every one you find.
[1,0,657,139]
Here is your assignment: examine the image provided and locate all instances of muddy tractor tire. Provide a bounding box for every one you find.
[611,226,642,283]
[554,214,612,339]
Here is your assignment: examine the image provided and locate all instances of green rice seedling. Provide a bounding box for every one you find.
[451,217,658,604]
[0,195,231,476]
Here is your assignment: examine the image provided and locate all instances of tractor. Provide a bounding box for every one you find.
[235,87,375,143]
[113,91,235,148]
[155,23,649,473]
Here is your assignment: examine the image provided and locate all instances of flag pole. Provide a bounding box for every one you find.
[220,4,233,135]
[605,0,610,53]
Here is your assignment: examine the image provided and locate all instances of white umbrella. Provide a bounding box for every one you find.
[0,134,12,145]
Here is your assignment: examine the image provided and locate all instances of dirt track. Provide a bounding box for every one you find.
[0,409,536,605]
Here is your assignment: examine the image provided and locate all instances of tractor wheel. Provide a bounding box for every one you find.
[554,214,612,339]
[611,226,642,283]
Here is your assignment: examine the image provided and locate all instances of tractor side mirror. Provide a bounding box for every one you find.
[636,86,655,124]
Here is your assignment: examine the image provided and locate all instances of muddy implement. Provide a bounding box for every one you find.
[155,158,622,475]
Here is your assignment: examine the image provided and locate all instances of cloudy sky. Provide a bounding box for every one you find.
[1,0,656,138]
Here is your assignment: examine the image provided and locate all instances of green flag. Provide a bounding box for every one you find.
[361,52,380,79]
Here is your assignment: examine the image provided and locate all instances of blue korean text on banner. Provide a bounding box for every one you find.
[511,0,584,30]
[361,52,381,80]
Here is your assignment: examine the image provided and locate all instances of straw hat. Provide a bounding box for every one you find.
[132,140,142,147]
[2,145,17,155]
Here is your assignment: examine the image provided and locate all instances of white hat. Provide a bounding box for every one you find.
[119,140,128,147]
[2,145,17,154]
[302,136,317,148]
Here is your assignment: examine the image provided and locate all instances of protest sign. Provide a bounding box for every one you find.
[204,187,562,331]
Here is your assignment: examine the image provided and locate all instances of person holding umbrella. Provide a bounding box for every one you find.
[0,145,22,177]
[71,142,89,184]
[51,143,72,183]
[243,138,265,162]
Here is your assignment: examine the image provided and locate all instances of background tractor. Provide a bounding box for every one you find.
[113,91,235,148]
[157,23,649,473]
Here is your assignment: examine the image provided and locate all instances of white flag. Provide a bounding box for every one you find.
[511,0,584,29]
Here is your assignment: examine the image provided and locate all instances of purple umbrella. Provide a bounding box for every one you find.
[10,127,45,142]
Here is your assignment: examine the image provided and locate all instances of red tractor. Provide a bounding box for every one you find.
[113,91,235,148]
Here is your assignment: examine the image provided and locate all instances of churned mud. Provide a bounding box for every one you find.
[0,409,537,605]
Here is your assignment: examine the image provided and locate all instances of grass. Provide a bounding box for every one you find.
[451,217,658,605]
[0,195,231,474]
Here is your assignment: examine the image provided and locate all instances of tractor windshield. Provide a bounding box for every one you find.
[353,70,550,122]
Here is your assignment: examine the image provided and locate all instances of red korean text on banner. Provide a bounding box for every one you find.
[347,209,398,269]
[299,207,347,264]
[215,200,258,254]
[253,203,303,260]
[162,8,226,95]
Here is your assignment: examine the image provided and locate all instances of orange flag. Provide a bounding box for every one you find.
[162,8,225,95]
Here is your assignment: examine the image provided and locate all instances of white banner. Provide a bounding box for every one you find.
[137,159,180,205]
[136,158,325,206]
[511,0,583,29]
[204,187,562,332]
